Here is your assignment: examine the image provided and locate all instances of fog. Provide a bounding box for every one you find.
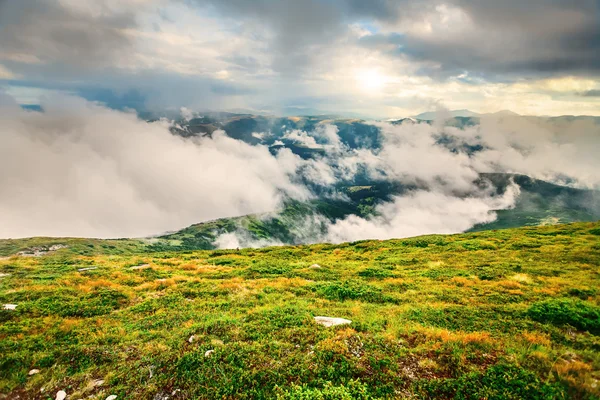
[0,93,308,238]
[0,92,598,242]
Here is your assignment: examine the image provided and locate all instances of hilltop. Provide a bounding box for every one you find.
[1,222,599,399]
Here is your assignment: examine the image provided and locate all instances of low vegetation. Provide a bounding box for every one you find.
[1,222,599,399]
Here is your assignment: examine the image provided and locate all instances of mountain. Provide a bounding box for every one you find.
[140,112,600,250]
[489,109,520,117]
[149,173,600,251]
[471,174,600,231]
[414,109,481,120]
[1,221,599,398]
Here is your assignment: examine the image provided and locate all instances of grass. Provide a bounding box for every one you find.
[0,222,599,399]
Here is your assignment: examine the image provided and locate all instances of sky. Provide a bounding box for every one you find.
[1,0,600,118]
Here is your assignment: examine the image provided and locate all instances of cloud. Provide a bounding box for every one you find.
[325,185,520,243]
[0,92,309,238]
[1,0,599,117]
[0,64,17,80]
[0,0,147,69]
[215,112,600,247]
[1,90,599,241]
[368,1,600,79]
[186,0,401,75]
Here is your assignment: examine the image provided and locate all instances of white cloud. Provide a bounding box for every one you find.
[1,92,598,242]
[326,185,520,243]
[0,93,309,238]
[0,64,17,79]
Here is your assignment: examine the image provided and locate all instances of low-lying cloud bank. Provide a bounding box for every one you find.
[0,92,598,242]
[0,93,309,238]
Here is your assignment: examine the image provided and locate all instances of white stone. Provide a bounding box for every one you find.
[93,379,105,387]
[28,369,40,375]
[106,395,117,400]
[78,267,97,272]
[314,316,352,327]
[3,304,17,310]
[188,335,195,343]
[56,390,67,400]
[309,264,322,269]
[0,273,10,278]
[130,264,149,270]
[204,349,215,357]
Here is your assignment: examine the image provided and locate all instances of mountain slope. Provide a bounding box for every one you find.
[471,174,600,231]
[1,222,599,399]
[157,174,600,250]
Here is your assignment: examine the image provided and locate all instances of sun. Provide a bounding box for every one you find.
[356,68,386,92]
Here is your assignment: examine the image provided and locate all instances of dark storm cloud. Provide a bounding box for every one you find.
[2,67,257,112]
[1,0,599,113]
[187,0,340,73]
[185,0,415,75]
[371,0,600,79]
[0,0,139,69]
[186,0,600,80]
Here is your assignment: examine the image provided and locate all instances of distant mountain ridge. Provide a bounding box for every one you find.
[152,173,600,251]
[414,109,482,120]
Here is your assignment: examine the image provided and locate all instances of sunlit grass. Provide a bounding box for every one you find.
[0,222,599,399]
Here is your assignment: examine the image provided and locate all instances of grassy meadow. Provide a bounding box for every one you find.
[1,222,599,399]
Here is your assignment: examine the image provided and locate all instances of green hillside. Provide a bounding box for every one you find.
[156,174,600,251]
[471,174,600,231]
[1,222,599,399]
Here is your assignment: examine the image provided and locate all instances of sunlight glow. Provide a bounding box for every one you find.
[356,68,386,92]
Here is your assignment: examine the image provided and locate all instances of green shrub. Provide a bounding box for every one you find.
[509,241,543,249]
[415,363,566,400]
[245,261,292,277]
[358,267,394,279]
[29,288,128,317]
[527,299,600,334]
[315,281,393,304]
[567,288,596,300]
[211,257,242,266]
[276,380,371,400]
[461,240,498,250]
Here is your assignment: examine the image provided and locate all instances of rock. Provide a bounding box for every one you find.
[93,379,105,387]
[204,349,215,357]
[130,264,149,270]
[0,273,10,278]
[188,335,195,343]
[28,369,40,375]
[3,304,17,310]
[106,396,117,400]
[309,264,322,269]
[56,390,67,400]
[78,267,98,272]
[153,392,170,400]
[314,316,352,327]
[17,244,67,257]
